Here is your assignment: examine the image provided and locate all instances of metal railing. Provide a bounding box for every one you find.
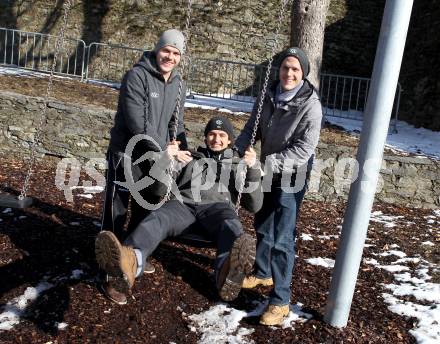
[85,42,144,82]
[0,27,86,79]
[187,57,278,103]
[320,73,401,131]
[0,27,402,127]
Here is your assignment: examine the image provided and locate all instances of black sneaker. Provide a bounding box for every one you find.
[217,233,256,301]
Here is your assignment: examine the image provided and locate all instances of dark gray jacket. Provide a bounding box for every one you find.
[151,147,263,213]
[235,79,322,173]
[109,51,187,155]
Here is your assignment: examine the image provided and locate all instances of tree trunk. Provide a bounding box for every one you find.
[290,0,330,90]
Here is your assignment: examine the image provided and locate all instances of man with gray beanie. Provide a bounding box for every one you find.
[234,47,323,326]
[100,29,192,294]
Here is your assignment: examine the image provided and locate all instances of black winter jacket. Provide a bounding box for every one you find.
[149,147,263,213]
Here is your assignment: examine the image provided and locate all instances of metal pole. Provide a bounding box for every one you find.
[324,0,413,328]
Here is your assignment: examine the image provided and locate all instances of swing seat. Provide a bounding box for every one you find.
[0,194,33,209]
[168,225,216,248]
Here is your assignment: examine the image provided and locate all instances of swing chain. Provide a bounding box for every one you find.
[234,0,291,214]
[163,0,193,202]
[19,0,73,201]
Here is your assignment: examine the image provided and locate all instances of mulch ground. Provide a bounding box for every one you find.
[0,73,437,343]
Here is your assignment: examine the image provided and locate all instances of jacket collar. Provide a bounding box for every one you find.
[266,78,315,108]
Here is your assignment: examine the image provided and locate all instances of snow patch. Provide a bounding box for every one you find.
[0,282,53,330]
[305,257,335,268]
[187,304,254,344]
[383,283,440,303]
[370,211,404,228]
[300,233,313,241]
[382,293,439,344]
[56,322,68,330]
[380,265,410,273]
[379,250,407,258]
[326,114,440,159]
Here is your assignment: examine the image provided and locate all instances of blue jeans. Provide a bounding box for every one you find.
[254,185,307,306]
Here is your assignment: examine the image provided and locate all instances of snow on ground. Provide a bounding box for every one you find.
[325,112,440,160]
[300,233,313,241]
[0,269,86,331]
[185,94,254,114]
[187,301,313,343]
[370,211,405,228]
[361,209,440,344]
[305,257,335,268]
[0,281,54,330]
[1,66,439,342]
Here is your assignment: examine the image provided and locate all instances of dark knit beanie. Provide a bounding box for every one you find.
[204,116,235,142]
[279,47,310,78]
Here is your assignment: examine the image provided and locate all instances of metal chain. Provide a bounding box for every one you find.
[163,0,193,202]
[19,0,73,200]
[234,0,291,214]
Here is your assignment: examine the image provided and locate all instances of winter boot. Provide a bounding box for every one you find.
[260,304,290,326]
[99,276,128,305]
[242,276,273,289]
[217,233,256,301]
[95,231,137,296]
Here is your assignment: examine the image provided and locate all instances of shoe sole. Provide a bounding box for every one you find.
[219,233,256,302]
[95,231,131,294]
[143,262,155,274]
[259,315,289,326]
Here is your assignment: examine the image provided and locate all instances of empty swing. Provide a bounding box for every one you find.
[0,1,74,209]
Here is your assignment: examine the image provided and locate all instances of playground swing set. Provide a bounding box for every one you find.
[0,0,414,330]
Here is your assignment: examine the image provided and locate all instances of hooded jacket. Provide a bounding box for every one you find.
[109,51,187,155]
[235,79,322,174]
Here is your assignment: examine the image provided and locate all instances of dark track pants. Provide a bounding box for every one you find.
[124,200,243,275]
[100,150,159,241]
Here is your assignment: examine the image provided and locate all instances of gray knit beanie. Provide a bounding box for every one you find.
[154,29,185,54]
[279,47,310,78]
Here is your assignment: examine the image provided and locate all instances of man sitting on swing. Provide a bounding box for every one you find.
[95,116,262,305]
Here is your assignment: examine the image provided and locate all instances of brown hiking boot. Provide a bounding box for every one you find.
[260,304,290,326]
[95,231,137,295]
[242,276,273,289]
[98,277,128,305]
[217,233,256,302]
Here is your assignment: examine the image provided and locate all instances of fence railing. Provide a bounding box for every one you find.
[0,27,86,79]
[85,42,144,82]
[0,27,401,127]
[187,58,278,103]
[320,73,401,131]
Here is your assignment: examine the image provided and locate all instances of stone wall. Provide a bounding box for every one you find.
[1,90,439,209]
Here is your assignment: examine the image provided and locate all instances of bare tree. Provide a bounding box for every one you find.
[290,0,330,89]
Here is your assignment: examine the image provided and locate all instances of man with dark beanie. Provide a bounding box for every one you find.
[95,116,263,305]
[234,47,323,326]
[100,29,193,247]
